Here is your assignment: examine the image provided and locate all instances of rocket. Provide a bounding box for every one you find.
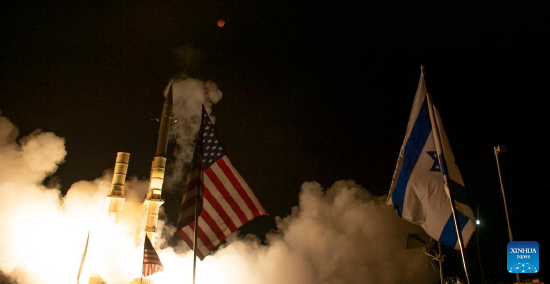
[107,152,130,221]
[143,84,174,246]
[153,84,173,160]
[94,152,131,283]
[97,88,173,283]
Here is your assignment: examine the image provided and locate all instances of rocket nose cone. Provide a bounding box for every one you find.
[166,85,173,106]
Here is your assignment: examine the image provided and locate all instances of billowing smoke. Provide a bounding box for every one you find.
[0,116,157,283]
[0,80,438,283]
[163,75,223,189]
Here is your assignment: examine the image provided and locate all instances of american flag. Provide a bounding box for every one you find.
[177,105,267,260]
[142,235,164,277]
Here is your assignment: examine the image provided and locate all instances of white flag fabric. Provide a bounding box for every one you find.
[386,71,476,249]
[177,105,267,260]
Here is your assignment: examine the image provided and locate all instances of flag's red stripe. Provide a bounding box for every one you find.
[188,226,208,260]
[178,228,194,252]
[178,201,196,228]
[143,264,162,276]
[147,265,162,276]
[144,253,161,263]
[184,176,198,194]
[203,184,238,232]
[197,223,216,251]
[200,207,226,242]
[179,194,197,215]
[187,220,213,250]
[144,257,161,263]
[177,227,206,260]
[178,176,199,229]
[178,213,195,230]
[205,166,248,224]
[217,158,261,217]
[143,236,163,277]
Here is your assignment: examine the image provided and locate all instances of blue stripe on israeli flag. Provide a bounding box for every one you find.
[439,209,470,248]
[392,99,431,217]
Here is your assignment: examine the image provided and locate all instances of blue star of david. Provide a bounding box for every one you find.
[427,151,440,172]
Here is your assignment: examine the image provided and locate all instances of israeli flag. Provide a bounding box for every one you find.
[386,71,476,249]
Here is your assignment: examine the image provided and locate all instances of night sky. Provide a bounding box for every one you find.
[1,1,547,283]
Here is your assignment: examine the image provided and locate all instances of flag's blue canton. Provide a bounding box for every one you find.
[201,112,225,169]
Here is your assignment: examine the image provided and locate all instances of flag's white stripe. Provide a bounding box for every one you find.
[181,226,193,242]
[178,171,199,227]
[181,210,228,257]
[181,226,209,258]
[143,264,163,276]
[194,230,210,258]
[191,219,216,253]
[210,160,255,220]
[222,157,266,215]
[202,196,234,239]
[197,214,219,248]
[203,169,243,226]
[179,195,196,220]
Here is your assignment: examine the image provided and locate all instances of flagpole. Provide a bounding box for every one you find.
[192,107,205,284]
[192,182,200,284]
[77,230,90,284]
[423,66,471,284]
[493,145,520,283]
[141,237,145,284]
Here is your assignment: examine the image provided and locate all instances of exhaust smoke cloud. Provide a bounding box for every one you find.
[0,79,437,284]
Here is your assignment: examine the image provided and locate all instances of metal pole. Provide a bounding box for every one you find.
[426,90,470,284]
[493,145,520,283]
[77,230,90,284]
[192,163,201,284]
[192,107,206,284]
[192,185,199,284]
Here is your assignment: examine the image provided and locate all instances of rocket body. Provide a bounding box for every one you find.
[107,152,130,221]
[155,85,173,158]
[144,85,173,245]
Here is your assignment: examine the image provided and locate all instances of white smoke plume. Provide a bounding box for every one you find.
[0,89,438,283]
[162,75,223,189]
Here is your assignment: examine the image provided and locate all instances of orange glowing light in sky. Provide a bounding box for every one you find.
[217,19,225,28]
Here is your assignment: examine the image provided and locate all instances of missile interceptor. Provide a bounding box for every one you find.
[143,84,174,246]
[96,87,174,283]
[107,152,130,221]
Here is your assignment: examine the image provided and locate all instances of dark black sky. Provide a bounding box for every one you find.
[1,0,547,283]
